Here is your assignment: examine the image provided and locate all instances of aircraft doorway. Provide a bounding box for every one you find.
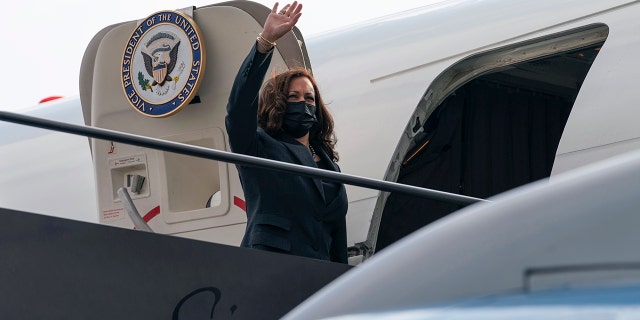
[375,27,607,251]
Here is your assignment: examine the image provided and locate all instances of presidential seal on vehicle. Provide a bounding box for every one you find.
[121,10,206,118]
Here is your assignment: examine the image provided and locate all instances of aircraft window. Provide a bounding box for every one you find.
[374,25,608,252]
[158,127,231,224]
[163,137,223,212]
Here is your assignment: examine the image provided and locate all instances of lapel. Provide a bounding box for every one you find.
[279,134,326,202]
[316,145,340,172]
[315,145,348,214]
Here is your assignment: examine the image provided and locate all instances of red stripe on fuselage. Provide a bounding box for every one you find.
[234,197,246,212]
[142,206,161,223]
[137,199,243,228]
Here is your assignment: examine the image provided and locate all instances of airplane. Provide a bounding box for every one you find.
[1,0,640,316]
[283,146,640,319]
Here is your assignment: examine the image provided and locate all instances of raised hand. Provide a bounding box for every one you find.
[260,2,303,44]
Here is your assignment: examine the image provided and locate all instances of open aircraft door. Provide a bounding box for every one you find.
[80,2,310,244]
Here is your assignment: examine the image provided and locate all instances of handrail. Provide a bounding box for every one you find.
[0,110,487,206]
[117,187,153,232]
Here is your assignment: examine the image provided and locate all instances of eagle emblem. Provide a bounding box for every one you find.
[121,10,206,118]
[141,32,181,88]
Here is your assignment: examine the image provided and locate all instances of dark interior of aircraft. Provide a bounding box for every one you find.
[376,43,603,251]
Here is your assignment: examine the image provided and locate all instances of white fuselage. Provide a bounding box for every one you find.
[1,0,639,251]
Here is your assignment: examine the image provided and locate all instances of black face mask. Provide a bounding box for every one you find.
[282,101,318,138]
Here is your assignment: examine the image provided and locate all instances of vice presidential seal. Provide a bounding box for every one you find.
[121,10,206,117]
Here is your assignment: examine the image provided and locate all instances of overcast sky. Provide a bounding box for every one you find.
[1,0,444,112]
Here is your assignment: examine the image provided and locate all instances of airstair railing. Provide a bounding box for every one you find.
[117,187,154,232]
[0,110,487,206]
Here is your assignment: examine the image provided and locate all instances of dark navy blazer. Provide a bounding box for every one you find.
[225,43,348,263]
